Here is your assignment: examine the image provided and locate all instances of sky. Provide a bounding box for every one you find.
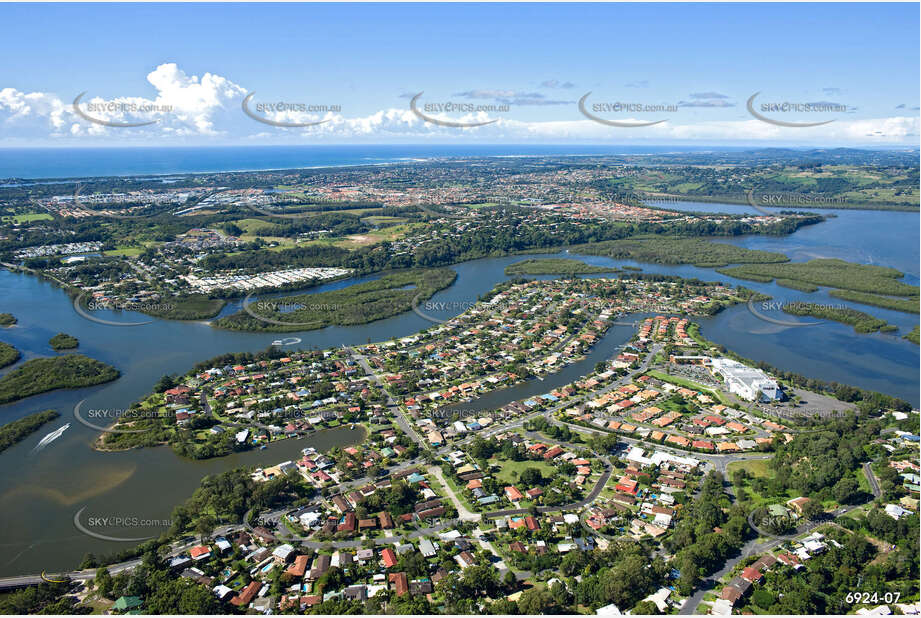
[0,2,918,147]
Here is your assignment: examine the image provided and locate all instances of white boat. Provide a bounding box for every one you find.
[33,423,70,451]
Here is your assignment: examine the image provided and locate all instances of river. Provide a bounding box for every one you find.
[0,202,917,575]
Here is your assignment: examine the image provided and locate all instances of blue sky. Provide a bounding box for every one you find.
[0,2,918,146]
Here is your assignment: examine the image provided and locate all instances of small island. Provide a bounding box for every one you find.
[0,341,20,369]
[0,410,60,453]
[0,313,16,327]
[49,333,79,350]
[213,268,456,332]
[905,325,920,345]
[0,354,120,405]
[783,303,897,334]
[505,258,619,276]
[718,258,919,298]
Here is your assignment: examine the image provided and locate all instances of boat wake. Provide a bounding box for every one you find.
[271,337,302,346]
[32,423,70,453]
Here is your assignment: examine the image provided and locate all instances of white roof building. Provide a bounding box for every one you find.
[596,603,622,615]
[711,358,782,401]
[710,599,733,615]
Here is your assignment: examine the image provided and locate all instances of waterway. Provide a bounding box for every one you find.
[0,202,917,575]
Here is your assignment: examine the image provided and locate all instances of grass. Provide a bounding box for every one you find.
[727,459,771,478]
[103,246,143,257]
[856,466,872,493]
[362,215,409,226]
[491,457,558,486]
[645,369,731,406]
[430,467,479,513]
[332,223,425,249]
[1,212,53,223]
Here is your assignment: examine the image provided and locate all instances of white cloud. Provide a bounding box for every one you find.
[0,64,917,145]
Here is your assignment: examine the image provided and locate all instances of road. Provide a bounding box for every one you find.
[863,462,882,498]
[430,465,481,521]
[0,322,866,595]
[348,345,425,447]
[0,527,241,591]
[677,534,784,615]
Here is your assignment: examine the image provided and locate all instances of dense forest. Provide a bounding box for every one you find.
[718,259,919,297]
[214,268,456,332]
[0,409,60,453]
[0,354,119,404]
[0,340,20,368]
[49,332,79,350]
[783,303,895,334]
[576,236,789,268]
[504,258,619,275]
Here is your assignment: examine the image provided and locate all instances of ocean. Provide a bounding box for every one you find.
[0,144,741,180]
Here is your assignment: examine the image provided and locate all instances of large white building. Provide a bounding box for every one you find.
[710,358,782,401]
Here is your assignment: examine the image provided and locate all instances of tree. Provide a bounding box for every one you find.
[95,567,113,599]
[520,467,545,487]
[517,587,558,614]
[675,554,699,596]
[833,477,860,504]
[195,514,217,541]
[800,499,823,521]
[488,598,519,614]
[633,600,659,614]
[462,564,501,597]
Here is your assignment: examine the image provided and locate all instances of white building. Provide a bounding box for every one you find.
[711,358,782,401]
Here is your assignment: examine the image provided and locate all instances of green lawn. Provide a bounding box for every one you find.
[645,370,731,405]
[491,457,559,486]
[103,246,143,257]
[727,459,771,478]
[1,212,53,223]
